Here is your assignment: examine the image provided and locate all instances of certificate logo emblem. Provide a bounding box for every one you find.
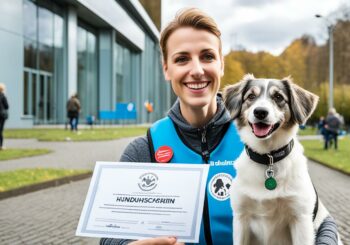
[208,173,232,201]
[138,173,158,191]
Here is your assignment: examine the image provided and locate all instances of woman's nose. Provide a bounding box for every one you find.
[189,59,204,78]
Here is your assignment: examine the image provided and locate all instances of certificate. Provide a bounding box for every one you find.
[76,162,209,243]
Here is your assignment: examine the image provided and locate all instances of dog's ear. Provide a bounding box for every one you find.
[223,74,253,119]
[282,77,319,125]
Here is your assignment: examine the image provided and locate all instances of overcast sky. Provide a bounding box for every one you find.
[161,0,349,55]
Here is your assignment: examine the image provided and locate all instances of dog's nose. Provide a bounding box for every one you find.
[254,107,269,120]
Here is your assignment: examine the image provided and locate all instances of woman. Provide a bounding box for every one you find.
[101,8,339,245]
[0,83,9,150]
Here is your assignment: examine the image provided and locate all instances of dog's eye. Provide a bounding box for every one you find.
[274,93,284,102]
[247,94,256,100]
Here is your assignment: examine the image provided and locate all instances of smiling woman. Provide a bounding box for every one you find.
[162,27,224,127]
[100,7,340,245]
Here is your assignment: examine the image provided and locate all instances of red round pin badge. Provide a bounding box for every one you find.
[155,146,173,163]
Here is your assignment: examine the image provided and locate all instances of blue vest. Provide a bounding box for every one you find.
[149,117,244,244]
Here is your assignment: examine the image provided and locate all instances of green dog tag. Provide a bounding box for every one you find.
[265,177,277,190]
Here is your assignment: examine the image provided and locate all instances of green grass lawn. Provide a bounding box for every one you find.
[297,126,318,136]
[0,149,52,161]
[301,137,350,174]
[4,127,148,141]
[0,168,91,192]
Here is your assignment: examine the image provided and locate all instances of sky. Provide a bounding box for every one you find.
[161,0,349,56]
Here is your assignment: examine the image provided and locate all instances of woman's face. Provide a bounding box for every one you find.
[163,27,224,110]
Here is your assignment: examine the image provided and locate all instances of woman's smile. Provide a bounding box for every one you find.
[184,81,211,90]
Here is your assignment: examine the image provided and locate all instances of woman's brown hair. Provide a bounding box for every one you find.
[160,8,222,63]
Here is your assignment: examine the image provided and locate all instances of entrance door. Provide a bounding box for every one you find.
[24,68,54,124]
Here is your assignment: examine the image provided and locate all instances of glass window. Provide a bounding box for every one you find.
[32,73,36,116]
[23,72,29,115]
[54,14,63,48]
[38,7,53,72]
[39,43,53,72]
[114,43,139,103]
[22,0,64,124]
[77,25,98,119]
[23,0,37,41]
[24,39,37,69]
[38,7,53,46]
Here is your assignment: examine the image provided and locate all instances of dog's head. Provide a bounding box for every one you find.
[223,74,318,148]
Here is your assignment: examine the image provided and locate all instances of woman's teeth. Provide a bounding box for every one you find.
[185,82,209,90]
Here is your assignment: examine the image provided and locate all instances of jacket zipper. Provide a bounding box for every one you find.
[199,127,213,245]
[200,128,210,163]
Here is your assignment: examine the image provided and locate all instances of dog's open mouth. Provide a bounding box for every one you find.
[249,122,280,138]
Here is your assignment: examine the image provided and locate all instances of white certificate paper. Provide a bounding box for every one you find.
[76,162,209,243]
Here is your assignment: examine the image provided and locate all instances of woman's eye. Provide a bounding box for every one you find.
[174,56,188,63]
[202,53,215,61]
[248,94,256,100]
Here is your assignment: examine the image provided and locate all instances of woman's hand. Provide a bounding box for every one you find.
[129,237,184,245]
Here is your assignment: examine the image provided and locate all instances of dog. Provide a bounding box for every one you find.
[223,74,341,245]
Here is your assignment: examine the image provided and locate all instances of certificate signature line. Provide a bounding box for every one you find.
[147,223,186,227]
[148,229,186,232]
[95,218,138,224]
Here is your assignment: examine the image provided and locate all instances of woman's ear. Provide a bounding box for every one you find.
[221,55,225,76]
[162,60,170,81]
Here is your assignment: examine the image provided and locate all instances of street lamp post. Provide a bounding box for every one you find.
[315,14,335,109]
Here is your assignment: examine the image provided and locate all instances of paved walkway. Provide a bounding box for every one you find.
[0,138,349,244]
[0,138,133,171]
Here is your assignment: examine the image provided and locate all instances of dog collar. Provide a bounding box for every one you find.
[245,139,294,191]
[245,139,294,166]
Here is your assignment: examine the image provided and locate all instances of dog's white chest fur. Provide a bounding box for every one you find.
[230,139,317,245]
[223,75,338,245]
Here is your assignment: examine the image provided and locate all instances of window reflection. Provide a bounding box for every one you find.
[38,7,53,46]
[54,14,63,48]
[39,43,53,72]
[115,42,138,104]
[22,0,64,124]
[77,25,98,120]
[23,0,37,41]
[24,39,37,68]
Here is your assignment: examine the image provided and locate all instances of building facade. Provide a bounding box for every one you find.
[0,0,172,128]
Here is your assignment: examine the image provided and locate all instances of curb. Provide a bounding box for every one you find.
[0,172,92,201]
[308,157,350,176]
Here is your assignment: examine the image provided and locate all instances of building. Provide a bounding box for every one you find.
[0,0,172,128]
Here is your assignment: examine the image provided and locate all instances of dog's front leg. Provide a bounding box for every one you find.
[290,216,315,245]
[233,215,251,245]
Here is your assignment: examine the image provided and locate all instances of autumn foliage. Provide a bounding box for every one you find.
[221,19,350,125]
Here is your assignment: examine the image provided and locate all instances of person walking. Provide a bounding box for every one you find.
[324,108,342,150]
[100,8,339,245]
[66,93,81,131]
[0,83,9,150]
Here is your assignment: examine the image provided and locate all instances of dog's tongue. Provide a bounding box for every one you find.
[252,123,273,137]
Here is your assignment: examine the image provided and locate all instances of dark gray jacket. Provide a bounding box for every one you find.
[100,97,339,245]
[0,92,9,120]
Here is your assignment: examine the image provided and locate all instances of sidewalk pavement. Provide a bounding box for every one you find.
[0,138,133,171]
[0,138,349,244]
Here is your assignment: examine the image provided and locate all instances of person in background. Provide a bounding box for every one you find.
[317,116,328,145]
[100,8,340,245]
[324,108,342,150]
[0,83,9,150]
[66,93,81,131]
